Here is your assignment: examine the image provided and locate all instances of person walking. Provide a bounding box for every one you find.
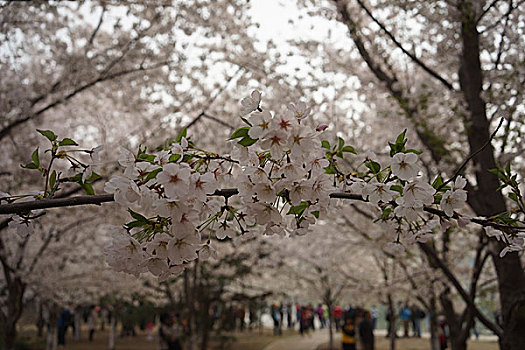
[438,315,449,350]
[87,306,98,342]
[158,313,183,350]
[286,303,293,328]
[317,304,325,328]
[400,304,412,337]
[412,306,425,338]
[371,305,378,330]
[341,316,356,350]
[334,305,343,331]
[359,311,375,350]
[271,303,282,336]
[57,308,71,348]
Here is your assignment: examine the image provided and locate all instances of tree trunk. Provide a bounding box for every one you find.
[429,292,440,350]
[440,291,468,350]
[45,304,59,350]
[199,298,211,350]
[74,307,81,340]
[387,294,396,350]
[108,314,116,350]
[1,278,25,350]
[37,301,44,338]
[326,301,334,350]
[457,2,525,349]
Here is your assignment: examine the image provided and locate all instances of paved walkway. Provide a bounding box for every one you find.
[262,329,331,350]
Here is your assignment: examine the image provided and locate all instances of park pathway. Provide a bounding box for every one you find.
[262,329,331,350]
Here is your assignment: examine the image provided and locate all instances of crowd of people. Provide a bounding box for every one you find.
[49,300,471,350]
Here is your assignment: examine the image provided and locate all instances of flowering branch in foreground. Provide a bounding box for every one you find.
[3,90,524,280]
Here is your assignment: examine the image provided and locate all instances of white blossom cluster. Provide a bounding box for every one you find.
[103,138,223,280]
[100,90,524,279]
[102,91,333,280]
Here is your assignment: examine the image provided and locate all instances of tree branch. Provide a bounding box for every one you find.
[1,189,523,232]
[0,60,173,142]
[334,0,448,163]
[419,242,503,336]
[354,0,454,91]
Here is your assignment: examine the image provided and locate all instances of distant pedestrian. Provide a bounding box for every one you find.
[317,304,325,328]
[412,306,425,337]
[158,313,183,350]
[341,316,356,350]
[286,303,293,328]
[438,315,449,350]
[400,304,412,337]
[334,305,343,331]
[271,303,281,336]
[300,306,312,336]
[359,311,375,350]
[371,305,378,330]
[57,308,71,348]
[87,306,98,342]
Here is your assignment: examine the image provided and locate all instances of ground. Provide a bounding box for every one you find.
[16,328,499,350]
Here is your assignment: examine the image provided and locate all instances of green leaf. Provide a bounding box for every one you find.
[311,211,320,219]
[365,161,381,174]
[21,162,39,169]
[128,208,149,223]
[176,127,187,142]
[58,138,78,146]
[321,140,331,149]
[84,172,101,183]
[509,192,519,203]
[338,137,344,150]
[380,208,393,220]
[432,175,443,189]
[126,220,146,228]
[49,170,57,190]
[341,145,357,154]
[390,185,403,194]
[324,165,337,174]
[396,129,407,145]
[287,201,308,215]
[31,148,40,168]
[81,183,94,195]
[404,149,422,155]
[237,135,258,147]
[37,129,56,142]
[229,127,250,140]
[336,151,343,159]
[138,153,156,162]
[169,154,182,162]
[67,173,82,183]
[144,168,162,182]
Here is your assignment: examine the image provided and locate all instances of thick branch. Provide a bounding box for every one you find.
[355,0,454,90]
[1,190,522,232]
[0,60,173,142]
[419,242,503,337]
[334,0,448,163]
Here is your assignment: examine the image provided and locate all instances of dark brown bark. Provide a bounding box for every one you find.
[457,1,525,349]
[0,278,25,350]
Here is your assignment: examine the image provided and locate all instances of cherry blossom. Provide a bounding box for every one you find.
[156,163,191,199]
[362,180,396,204]
[391,153,420,180]
[287,101,311,120]
[240,90,261,115]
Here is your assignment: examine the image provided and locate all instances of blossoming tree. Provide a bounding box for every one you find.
[1,2,524,350]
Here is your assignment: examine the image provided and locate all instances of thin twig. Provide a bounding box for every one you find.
[436,117,505,192]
